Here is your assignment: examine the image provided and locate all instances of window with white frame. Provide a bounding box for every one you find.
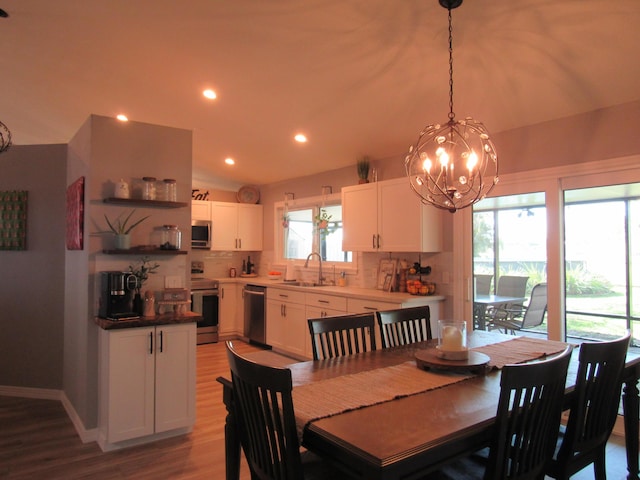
[275,193,353,266]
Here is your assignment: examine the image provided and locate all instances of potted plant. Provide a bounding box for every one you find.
[104,209,150,249]
[357,156,370,184]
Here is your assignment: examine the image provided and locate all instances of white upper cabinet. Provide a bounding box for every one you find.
[342,177,442,253]
[191,200,211,221]
[210,202,263,251]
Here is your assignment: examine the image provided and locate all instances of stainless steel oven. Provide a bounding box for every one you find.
[191,278,219,344]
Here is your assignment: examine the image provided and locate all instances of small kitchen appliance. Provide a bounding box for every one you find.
[191,220,211,249]
[98,271,139,320]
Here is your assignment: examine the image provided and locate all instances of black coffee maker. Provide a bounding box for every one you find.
[99,271,139,319]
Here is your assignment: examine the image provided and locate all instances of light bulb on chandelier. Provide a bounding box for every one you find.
[405,0,498,213]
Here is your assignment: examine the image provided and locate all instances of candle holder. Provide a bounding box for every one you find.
[436,320,468,360]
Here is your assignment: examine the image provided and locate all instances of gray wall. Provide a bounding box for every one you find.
[0,144,67,389]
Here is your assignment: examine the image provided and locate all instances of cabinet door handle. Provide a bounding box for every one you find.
[372,234,376,249]
[318,299,329,304]
[283,304,287,317]
[377,234,380,249]
[221,287,225,299]
[149,331,153,354]
[238,238,242,249]
[159,330,164,353]
[363,306,378,311]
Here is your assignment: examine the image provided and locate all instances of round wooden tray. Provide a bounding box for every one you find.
[415,349,491,375]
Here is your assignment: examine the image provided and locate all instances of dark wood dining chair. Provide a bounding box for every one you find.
[307,313,376,360]
[375,305,432,348]
[225,341,342,480]
[490,283,547,334]
[427,347,572,480]
[484,346,572,479]
[546,333,630,480]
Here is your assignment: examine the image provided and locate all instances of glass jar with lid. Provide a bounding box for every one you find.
[162,178,177,202]
[142,176,157,200]
[160,225,181,250]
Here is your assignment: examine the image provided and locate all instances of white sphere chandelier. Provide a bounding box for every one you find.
[405,0,498,213]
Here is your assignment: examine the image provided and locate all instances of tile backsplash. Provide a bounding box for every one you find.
[191,249,449,298]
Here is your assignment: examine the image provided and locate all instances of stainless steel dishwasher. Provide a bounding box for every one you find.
[243,284,266,345]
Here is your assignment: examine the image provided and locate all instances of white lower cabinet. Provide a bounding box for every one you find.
[98,323,196,450]
[219,282,238,336]
[266,288,307,358]
[347,298,401,314]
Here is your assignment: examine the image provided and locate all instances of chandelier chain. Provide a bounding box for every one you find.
[448,8,455,121]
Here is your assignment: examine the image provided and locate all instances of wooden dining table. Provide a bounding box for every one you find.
[219,331,640,480]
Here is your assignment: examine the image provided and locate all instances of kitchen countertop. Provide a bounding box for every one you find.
[94,311,202,330]
[215,276,445,304]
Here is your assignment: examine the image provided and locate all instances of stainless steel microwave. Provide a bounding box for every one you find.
[191,220,211,249]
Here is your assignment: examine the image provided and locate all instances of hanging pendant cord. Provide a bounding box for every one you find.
[447,8,455,122]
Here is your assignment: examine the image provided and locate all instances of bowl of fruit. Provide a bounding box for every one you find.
[406,279,436,295]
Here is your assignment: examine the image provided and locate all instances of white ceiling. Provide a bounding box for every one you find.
[1,0,639,188]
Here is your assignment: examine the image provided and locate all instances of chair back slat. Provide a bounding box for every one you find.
[485,347,572,480]
[308,313,376,361]
[376,306,432,348]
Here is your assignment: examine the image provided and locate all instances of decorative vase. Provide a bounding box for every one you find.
[114,233,131,250]
[133,293,144,316]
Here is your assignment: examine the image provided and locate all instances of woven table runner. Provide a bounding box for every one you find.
[471,336,570,369]
[293,361,471,439]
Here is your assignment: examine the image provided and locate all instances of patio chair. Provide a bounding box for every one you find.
[490,283,547,334]
[308,313,376,360]
[225,341,342,479]
[376,305,432,348]
[546,333,630,480]
[474,274,493,295]
[486,275,529,322]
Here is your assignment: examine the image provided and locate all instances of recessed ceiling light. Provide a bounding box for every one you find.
[203,89,217,100]
[294,133,307,143]
[225,158,235,165]
[116,114,128,122]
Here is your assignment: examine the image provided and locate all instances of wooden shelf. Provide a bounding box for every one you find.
[103,198,188,208]
[102,249,188,255]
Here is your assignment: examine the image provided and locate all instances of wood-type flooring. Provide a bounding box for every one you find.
[0,340,632,479]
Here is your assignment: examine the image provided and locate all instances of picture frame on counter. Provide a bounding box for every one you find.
[377,258,398,291]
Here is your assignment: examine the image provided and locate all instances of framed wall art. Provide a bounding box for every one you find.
[0,190,28,250]
[66,176,85,250]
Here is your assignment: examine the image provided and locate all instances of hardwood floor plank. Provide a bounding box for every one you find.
[0,340,631,479]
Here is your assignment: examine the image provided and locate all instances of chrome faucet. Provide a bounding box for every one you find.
[304,252,323,285]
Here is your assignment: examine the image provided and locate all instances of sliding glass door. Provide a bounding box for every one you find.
[564,184,640,345]
[472,193,547,331]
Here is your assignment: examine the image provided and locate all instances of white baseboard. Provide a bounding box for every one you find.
[60,391,98,443]
[0,385,62,400]
[0,385,98,444]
